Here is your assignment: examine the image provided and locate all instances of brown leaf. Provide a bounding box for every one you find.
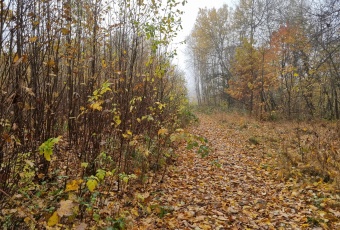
[75,223,87,230]
[57,200,75,217]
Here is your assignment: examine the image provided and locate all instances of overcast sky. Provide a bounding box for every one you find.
[171,0,236,99]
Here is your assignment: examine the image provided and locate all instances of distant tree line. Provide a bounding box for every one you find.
[187,0,340,120]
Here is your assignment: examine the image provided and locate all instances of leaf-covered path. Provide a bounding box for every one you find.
[135,113,340,229]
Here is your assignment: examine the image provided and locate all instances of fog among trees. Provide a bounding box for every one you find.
[187,0,340,119]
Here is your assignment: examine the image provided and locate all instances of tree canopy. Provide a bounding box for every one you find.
[187,0,340,120]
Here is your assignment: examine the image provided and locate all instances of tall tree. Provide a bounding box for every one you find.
[188,5,234,105]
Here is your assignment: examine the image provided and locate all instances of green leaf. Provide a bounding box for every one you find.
[93,213,100,222]
[123,176,129,184]
[96,169,106,181]
[198,145,209,157]
[44,148,53,161]
[187,141,198,150]
[39,136,62,161]
[81,162,89,168]
[129,174,137,179]
[86,177,98,192]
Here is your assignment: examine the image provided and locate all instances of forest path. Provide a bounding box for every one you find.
[136,112,339,229]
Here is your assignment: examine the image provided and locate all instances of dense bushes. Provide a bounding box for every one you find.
[0,0,201,228]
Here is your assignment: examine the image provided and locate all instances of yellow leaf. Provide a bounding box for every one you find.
[61,28,70,35]
[86,178,98,192]
[129,140,137,146]
[144,149,149,157]
[29,36,38,42]
[131,208,139,216]
[136,193,145,202]
[13,54,23,66]
[44,150,52,161]
[158,128,168,136]
[122,130,132,138]
[90,101,103,111]
[199,223,211,230]
[114,115,121,127]
[318,210,327,217]
[47,60,55,67]
[65,180,82,192]
[102,60,107,68]
[24,217,31,224]
[57,200,75,217]
[47,211,59,227]
[247,82,253,89]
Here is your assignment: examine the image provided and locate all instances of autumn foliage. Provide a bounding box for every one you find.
[188,0,340,120]
[1,0,340,229]
[0,0,204,229]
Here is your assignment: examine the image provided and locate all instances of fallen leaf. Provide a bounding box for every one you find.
[47,211,59,227]
[75,223,87,230]
[57,200,75,217]
[65,179,83,192]
[131,208,139,217]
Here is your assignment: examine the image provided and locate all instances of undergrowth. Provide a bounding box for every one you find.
[0,105,209,229]
[212,110,340,189]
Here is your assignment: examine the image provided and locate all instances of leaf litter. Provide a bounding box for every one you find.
[133,112,340,229]
[3,112,339,229]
